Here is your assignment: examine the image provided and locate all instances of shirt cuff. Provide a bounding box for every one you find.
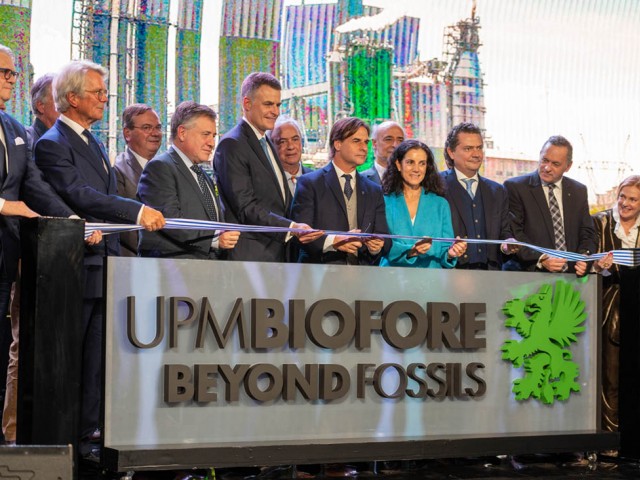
[323,234,336,253]
[0,198,5,214]
[136,205,145,225]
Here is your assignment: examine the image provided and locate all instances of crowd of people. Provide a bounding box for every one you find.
[0,43,638,472]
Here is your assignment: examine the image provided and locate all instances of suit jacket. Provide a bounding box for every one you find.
[441,169,512,269]
[114,148,144,256]
[361,165,382,185]
[0,111,73,281]
[213,119,292,262]
[504,171,596,272]
[35,119,143,296]
[290,162,390,265]
[25,117,49,155]
[381,190,456,269]
[138,147,226,259]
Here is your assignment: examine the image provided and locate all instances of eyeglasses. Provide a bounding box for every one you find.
[130,124,163,133]
[84,89,109,100]
[0,68,18,80]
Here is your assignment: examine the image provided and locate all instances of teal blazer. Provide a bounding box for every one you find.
[381,190,456,268]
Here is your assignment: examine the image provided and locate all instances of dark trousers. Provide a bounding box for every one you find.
[80,296,103,439]
[0,267,14,442]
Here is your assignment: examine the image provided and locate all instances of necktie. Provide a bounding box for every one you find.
[462,178,476,199]
[343,174,353,200]
[83,129,108,173]
[0,138,6,182]
[288,174,297,196]
[547,183,568,271]
[259,136,271,160]
[190,164,218,222]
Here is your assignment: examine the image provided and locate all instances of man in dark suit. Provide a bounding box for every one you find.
[138,101,240,258]
[504,135,596,274]
[441,122,516,270]
[0,45,81,445]
[34,59,165,454]
[269,117,311,196]
[360,120,404,185]
[291,117,390,265]
[25,73,59,152]
[114,103,163,256]
[213,72,320,262]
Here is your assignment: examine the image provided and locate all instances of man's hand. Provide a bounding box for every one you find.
[541,255,568,272]
[575,260,588,276]
[364,236,384,255]
[85,230,103,246]
[500,238,520,255]
[408,238,432,258]
[219,230,241,249]
[292,222,324,244]
[1,200,39,218]
[140,206,166,231]
[333,229,362,254]
[448,237,467,259]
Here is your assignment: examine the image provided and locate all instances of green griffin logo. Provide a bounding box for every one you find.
[501,281,586,404]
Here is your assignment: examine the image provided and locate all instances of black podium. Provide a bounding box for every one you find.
[17,217,85,449]
[619,250,640,458]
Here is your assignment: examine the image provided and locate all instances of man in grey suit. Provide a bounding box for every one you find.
[138,101,240,258]
[214,72,321,262]
[360,120,404,185]
[114,104,163,256]
[269,117,311,196]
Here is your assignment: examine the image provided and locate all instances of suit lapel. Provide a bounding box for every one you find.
[241,121,287,208]
[445,171,473,235]
[57,121,110,188]
[324,163,348,219]
[169,147,221,222]
[477,176,495,234]
[355,173,366,228]
[0,113,14,186]
[561,177,575,245]
[528,172,555,241]
[126,149,144,179]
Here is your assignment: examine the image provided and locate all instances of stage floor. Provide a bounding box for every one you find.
[81,454,640,479]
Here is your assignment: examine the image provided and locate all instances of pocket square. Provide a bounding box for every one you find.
[14,137,24,145]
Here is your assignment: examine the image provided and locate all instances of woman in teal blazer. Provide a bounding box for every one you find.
[380,140,466,268]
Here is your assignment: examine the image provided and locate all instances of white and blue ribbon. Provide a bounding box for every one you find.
[84,219,640,267]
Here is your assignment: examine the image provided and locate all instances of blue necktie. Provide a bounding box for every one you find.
[462,178,476,199]
[259,136,271,160]
[83,129,108,173]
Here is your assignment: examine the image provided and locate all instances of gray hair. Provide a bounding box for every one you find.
[270,117,302,142]
[0,44,14,61]
[30,73,55,115]
[372,120,403,141]
[53,60,108,113]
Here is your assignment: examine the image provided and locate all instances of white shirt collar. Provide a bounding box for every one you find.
[243,117,266,140]
[374,161,386,181]
[453,167,479,182]
[127,146,150,169]
[60,114,88,139]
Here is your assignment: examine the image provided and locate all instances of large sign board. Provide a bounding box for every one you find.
[103,258,609,469]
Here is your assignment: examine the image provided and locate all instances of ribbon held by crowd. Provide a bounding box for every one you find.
[84,218,639,268]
